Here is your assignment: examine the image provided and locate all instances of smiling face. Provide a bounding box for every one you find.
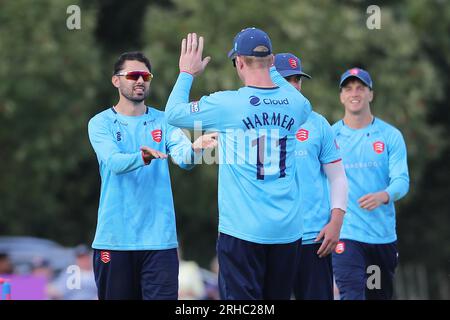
[339,78,373,115]
[112,60,151,103]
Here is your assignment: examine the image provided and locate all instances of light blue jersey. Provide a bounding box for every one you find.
[165,67,312,244]
[332,117,409,244]
[88,106,196,250]
[296,112,341,244]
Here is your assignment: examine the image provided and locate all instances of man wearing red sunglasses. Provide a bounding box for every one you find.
[87,51,217,300]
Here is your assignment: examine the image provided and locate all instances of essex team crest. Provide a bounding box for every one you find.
[335,241,345,254]
[296,129,309,142]
[100,251,111,263]
[288,58,298,69]
[373,141,385,154]
[151,129,162,143]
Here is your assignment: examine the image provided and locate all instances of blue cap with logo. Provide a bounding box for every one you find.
[339,67,373,89]
[228,27,272,60]
[274,53,311,79]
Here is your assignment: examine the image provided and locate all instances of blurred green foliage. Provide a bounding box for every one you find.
[0,0,448,297]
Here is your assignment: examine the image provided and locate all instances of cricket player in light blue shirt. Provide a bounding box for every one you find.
[88,52,216,300]
[275,53,348,300]
[331,67,410,300]
[165,28,312,299]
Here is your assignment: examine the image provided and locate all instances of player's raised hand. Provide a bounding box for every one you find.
[192,132,219,153]
[140,146,168,164]
[179,33,211,76]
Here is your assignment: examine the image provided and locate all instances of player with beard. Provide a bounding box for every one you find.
[87,52,217,300]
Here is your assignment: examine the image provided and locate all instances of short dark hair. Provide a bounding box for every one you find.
[113,51,152,75]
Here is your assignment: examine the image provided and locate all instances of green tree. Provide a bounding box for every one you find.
[0,0,102,244]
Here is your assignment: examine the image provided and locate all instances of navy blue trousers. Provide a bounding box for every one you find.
[217,232,301,300]
[93,249,179,300]
[332,239,398,300]
[293,243,334,300]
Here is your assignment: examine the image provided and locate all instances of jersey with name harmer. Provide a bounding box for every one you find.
[332,118,409,244]
[165,67,312,244]
[296,112,341,244]
[88,106,196,250]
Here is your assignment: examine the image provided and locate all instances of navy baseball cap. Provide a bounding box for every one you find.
[228,27,272,60]
[339,67,373,89]
[274,53,311,79]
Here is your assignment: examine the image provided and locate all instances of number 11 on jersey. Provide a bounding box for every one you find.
[252,135,287,180]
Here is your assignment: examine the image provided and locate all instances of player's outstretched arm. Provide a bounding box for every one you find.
[165,126,217,170]
[89,117,153,174]
[165,33,224,130]
[165,33,211,127]
[140,146,168,165]
[192,132,218,153]
[315,160,348,257]
[359,130,409,210]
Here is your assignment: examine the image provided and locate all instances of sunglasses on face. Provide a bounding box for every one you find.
[115,71,153,82]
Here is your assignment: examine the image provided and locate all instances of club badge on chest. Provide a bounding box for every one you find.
[151,129,162,143]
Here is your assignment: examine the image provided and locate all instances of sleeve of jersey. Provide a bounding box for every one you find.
[323,161,348,212]
[269,66,312,126]
[385,130,410,202]
[165,72,224,130]
[165,123,199,170]
[319,116,341,164]
[88,117,145,174]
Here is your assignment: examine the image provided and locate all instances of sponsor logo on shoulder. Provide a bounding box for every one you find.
[190,101,200,113]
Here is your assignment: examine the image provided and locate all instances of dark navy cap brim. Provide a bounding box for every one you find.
[340,75,372,89]
[228,48,236,60]
[279,69,312,79]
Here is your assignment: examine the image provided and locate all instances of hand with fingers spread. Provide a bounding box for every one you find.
[315,208,345,258]
[358,191,389,211]
[192,132,219,153]
[140,146,168,165]
[179,33,211,76]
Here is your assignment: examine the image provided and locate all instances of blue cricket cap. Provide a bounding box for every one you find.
[274,53,311,79]
[228,27,272,60]
[339,67,373,89]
